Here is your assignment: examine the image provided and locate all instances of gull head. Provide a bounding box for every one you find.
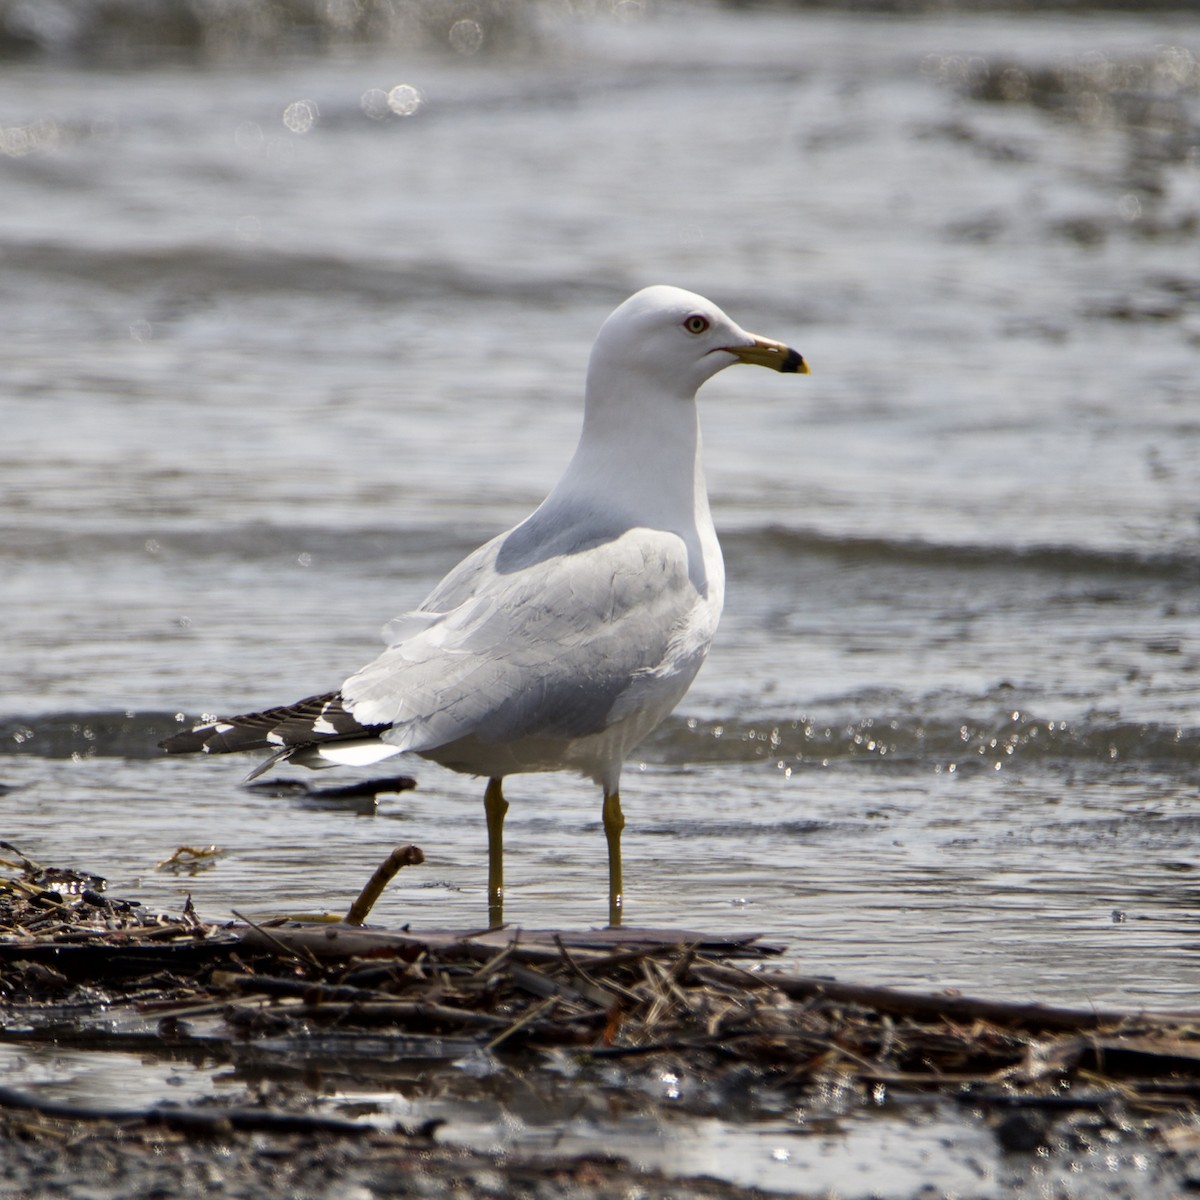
[587,285,808,403]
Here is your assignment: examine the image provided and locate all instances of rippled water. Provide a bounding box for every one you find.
[3,0,1200,1032]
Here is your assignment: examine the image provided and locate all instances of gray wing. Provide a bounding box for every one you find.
[341,524,710,753]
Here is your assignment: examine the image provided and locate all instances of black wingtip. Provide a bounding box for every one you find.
[159,727,210,754]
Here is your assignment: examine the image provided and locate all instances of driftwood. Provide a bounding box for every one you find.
[689,961,1200,1034]
[344,843,425,925]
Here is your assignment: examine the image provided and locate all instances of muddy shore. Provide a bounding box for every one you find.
[5,842,1200,1198]
[0,1111,789,1200]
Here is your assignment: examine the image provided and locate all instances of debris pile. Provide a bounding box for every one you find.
[5,838,1200,1119]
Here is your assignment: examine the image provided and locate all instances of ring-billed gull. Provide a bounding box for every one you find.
[160,285,807,926]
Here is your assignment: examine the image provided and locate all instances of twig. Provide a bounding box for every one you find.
[154,846,222,872]
[640,957,693,1029]
[484,995,558,1052]
[217,973,508,1029]
[468,939,519,980]
[689,963,1194,1034]
[0,841,42,873]
[552,934,626,1007]
[284,999,508,1030]
[231,910,321,969]
[344,845,425,926]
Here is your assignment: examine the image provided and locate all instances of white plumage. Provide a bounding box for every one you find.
[161,285,807,924]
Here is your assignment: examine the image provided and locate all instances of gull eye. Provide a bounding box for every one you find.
[683,314,710,335]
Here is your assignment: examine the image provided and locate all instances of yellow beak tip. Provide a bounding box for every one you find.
[734,337,809,375]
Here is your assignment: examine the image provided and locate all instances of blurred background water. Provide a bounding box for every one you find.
[2,0,1200,1014]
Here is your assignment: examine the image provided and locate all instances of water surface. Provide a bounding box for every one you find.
[3,3,1200,1024]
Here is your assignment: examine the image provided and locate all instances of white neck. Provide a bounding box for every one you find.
[551,364,712,536]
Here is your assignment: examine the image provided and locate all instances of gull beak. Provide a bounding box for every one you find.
[727,335,809,375]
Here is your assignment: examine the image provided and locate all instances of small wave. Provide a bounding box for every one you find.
[0,522,484,571]
[643,710,1200,774]
[730,525,1200,583]
[7,518,1195,583]
[4,707,1198,776]
[0,711,186,762]
[0,241,614,311]
[0,0,537,64]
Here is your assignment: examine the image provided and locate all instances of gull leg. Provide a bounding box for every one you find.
[484,777,508,929]
[602,788,625,927]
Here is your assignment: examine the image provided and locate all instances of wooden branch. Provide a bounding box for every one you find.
[689,962,1200,1033]
[344,845,425,926]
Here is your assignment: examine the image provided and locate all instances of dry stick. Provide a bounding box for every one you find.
[344,845,425,926]
[85,922,217,943]
[288,999,510,1029]
[222,972,403,1004]
[154,845,221,871]
[231,909,322,969]
[0,841,42,873]
[691,963,1200,1034]
[507,961,608,1011]
[131,998,237,1022]
[1,876,46,900]
[484,995,559,1052]
[507,961,570,1000]
[641,957,685,1030]
[552,933,628,1007]
[468,939,519,980]
[217,972,509,1029]
[658,946,698,1012]
[558,942,690,976]
[650,955,695,1025]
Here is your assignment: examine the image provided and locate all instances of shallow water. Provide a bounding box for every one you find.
[0,1041,1176,1199]
[4,0,1200,1043]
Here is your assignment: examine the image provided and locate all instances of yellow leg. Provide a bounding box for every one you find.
[602,788,625,927]
[484,777,508,929]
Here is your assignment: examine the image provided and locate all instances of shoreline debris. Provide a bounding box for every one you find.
[4,841,1200,1142]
